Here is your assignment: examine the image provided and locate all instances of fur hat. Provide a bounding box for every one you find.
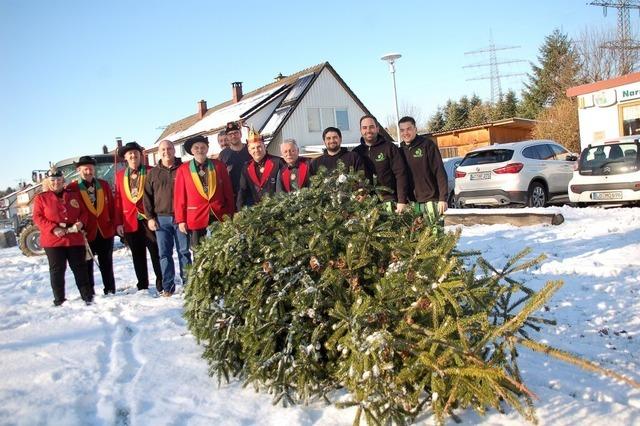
[117,142,144,158]
[74,155,97,167]
[183,135,209,155]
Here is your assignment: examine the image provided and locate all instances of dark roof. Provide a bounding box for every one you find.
[156,63,327,143]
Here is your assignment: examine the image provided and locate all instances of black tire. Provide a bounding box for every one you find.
[447,191,456,209]
[18,224,44,256]
[527,182,547,208]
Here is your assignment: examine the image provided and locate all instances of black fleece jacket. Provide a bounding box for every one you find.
[400,135,448,203]
[352,135,409,203]
[309,147,364,175]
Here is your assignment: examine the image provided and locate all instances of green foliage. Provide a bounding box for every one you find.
[519,28,581,119]
[184,167,564,425]
[427,91,522,133]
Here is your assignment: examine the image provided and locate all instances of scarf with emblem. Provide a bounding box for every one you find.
[190,159,217,200]
[78,179,104,217]
[124,166,146,205]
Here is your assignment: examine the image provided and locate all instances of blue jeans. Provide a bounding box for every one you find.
[155,215,191,293]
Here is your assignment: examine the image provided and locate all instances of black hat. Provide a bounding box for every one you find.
[183,135,209,155]
[225,121,240,133]
[46,166,63,178]
[118,141,144,158]
[74,155,97,167]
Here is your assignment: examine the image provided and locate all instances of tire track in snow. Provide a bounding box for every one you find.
[96,306,143,426]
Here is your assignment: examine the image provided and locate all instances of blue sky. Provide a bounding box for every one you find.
[0,0,618,189]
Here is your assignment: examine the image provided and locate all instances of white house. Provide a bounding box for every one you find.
[566,71,640,150]
[149,62,388,163]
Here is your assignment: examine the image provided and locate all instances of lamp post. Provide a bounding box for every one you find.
[381,53,402,142]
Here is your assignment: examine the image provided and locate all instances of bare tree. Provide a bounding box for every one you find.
[385,101,426,138]
[574,24,640,82]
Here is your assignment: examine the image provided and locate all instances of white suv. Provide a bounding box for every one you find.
[454,140,576,208]
[568,137,640,206]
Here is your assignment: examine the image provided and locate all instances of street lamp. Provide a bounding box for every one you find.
[381,53,402,142]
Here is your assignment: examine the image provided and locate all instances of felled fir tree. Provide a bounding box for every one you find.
[183,166,594,425]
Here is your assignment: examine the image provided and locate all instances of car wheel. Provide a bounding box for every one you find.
[527,182,547,208]
[448,191,456,208]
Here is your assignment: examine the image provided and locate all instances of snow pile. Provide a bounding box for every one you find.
[0,206,639,425]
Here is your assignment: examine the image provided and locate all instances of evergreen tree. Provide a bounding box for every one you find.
[442,99,466,130]
[519,29,581,118]
[427,108,445,132]
[492,90,519,121]
[180,167,639,425]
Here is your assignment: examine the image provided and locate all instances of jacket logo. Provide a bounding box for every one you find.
[413,148,423,158]
[375,153,385,162]
[70,199,79,208]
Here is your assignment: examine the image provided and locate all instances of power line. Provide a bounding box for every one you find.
[463,30,526,104]
[589,1,640,74]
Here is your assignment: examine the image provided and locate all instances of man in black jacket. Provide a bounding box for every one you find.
[310,127,364,175]
[398,116,448,226]
[352,115,409,212]
[143,140,191,296]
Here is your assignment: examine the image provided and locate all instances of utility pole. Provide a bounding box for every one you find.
[589,0,640,74]
[463,31,526,104]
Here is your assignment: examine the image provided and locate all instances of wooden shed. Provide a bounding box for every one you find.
[426,118,537,158]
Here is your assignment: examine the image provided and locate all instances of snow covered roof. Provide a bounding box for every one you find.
[155,64,327,145]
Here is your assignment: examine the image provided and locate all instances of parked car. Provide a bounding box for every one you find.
[568,136,640,206]
[454,140,577,208]
[442,156,463,208]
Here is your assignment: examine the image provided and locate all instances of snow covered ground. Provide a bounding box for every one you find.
[0,206,639,426]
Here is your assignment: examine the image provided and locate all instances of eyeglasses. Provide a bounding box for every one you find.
[227,130,240,136]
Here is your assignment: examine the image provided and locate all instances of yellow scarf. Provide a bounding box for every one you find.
[124,166,146,204]
[190,159,217,200]
[78,179,104,217]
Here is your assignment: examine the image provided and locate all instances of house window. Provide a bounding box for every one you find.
[620,101,640,136]
[307,107,349,132]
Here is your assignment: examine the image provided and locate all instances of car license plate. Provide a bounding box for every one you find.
[591,191,623,200]
[470,172,491,180]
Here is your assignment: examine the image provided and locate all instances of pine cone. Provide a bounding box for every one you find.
[406,269,416,281]
[349,276,360,292]
[336,257,346,270]
[262,261,273,274]
[410,216,424,232]
[416,297,431,310]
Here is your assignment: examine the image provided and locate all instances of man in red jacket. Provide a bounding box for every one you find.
[67,155,117,295]
[114,142,162,292]
[277,138,310,192]
[174,135,235,249]
[236,128,281,210]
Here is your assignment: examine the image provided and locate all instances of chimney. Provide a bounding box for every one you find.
[116,137,123,150]
[232,82,243,103]
[102,145,108,154]
[198,99,207,119]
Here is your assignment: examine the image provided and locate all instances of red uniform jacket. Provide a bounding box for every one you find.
[114,166,151,233]
[67,179,116,241]
[33,189,89,248]
[279,158,310,192]
[174,158,235,230]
